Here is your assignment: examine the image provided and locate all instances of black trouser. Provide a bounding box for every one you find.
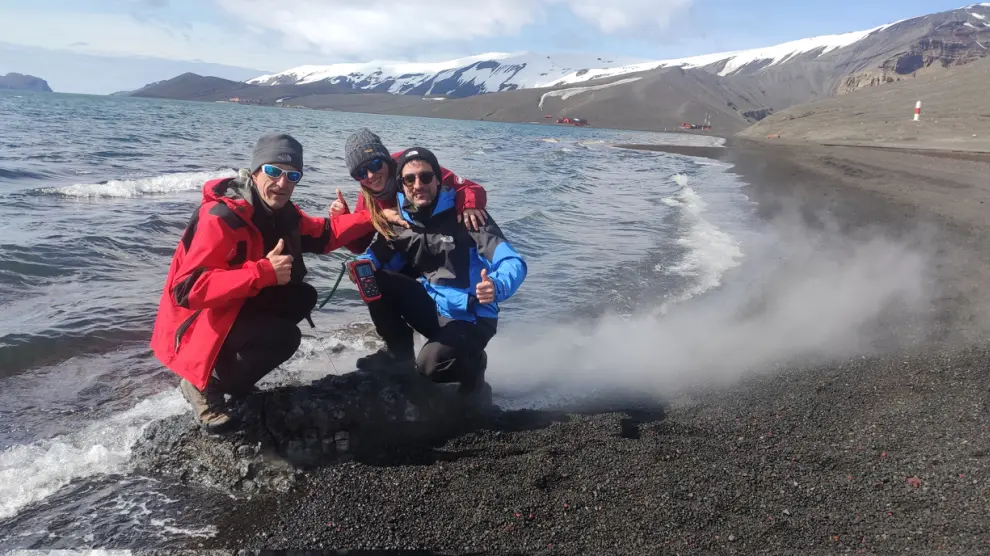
[213,282,317,395]
[369,270,496,386]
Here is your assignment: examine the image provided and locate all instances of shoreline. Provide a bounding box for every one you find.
[615,139,990,161]
[622,137,990,344]
[613,143,732,160]
[197,140,990,553]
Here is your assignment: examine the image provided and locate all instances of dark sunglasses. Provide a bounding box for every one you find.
[401,171,435,186]
[351,157,386,180]
[262,164,302,183]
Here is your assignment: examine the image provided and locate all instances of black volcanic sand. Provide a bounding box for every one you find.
[189,141,990,554]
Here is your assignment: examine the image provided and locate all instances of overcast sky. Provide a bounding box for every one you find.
[0,0,969,94]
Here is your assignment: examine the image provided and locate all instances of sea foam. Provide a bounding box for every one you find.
[0,390,187,520]
[41,170,235,198]
[659,174,744,308]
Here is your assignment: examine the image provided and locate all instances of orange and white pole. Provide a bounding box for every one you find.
[913,101,921,121]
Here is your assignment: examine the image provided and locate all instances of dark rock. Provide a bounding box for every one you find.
[0,73,53,92]
[131,367,491,495]
[743,108,774,122]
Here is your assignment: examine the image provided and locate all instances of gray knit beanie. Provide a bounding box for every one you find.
[251,132,303,172]
[344,128,393,179]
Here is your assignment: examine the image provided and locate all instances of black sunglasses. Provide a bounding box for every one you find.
[401,171,436,186]
[351,157,386,180]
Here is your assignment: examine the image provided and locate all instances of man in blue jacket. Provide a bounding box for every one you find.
[355,147,527,401]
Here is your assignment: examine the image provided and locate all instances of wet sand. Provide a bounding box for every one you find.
[196,140,990,554]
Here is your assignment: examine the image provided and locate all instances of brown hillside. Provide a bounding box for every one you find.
[739,56,990,152]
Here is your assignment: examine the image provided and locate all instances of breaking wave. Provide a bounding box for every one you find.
[0,390,187,520]
[659,174,744,309]
[39,170,235,198]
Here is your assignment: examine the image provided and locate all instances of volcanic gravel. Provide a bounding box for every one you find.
[203,346,990,554]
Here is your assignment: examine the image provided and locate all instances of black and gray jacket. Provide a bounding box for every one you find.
[359,185,527,323]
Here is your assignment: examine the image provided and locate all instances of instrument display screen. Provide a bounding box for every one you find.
[355,262,374,277]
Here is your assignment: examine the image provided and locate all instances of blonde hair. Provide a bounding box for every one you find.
[361,187,396,239]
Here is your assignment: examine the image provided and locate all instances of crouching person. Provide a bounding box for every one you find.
[150,133,370,432]
[355,147,527,403]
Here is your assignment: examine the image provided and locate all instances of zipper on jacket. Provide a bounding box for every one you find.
[174,309,203,353]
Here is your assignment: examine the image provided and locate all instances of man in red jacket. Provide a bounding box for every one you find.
[150,133,376,432]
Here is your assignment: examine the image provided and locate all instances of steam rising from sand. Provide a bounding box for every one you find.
[488,179,937,407]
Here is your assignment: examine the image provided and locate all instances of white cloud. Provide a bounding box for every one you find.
[0,0,694,77]
[213,0,544,60]
[213,0,694,61]
[563,0,694,33]
[0,6,319,71]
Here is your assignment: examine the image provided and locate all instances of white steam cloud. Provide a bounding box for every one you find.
[488,196,939,409]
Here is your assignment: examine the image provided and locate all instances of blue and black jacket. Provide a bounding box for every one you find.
[358,185,527,323]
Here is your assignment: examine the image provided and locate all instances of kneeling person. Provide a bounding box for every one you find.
[355,147,527,398]
[151,133,369,432]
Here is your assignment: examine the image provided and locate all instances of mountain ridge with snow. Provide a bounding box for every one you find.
[246,17,919,97]
[247,51,641,97]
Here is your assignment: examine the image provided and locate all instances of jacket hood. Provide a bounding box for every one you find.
[202,169,260,216]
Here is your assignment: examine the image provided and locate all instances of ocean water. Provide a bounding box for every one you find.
[0,91,756,547]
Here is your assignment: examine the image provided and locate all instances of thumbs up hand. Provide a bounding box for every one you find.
[475,268,496,304]
[266,239,293,285]
[329,188,350,218]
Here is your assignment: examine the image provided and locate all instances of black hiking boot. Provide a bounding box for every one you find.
[356,346,415,371]
[458,351,494,411]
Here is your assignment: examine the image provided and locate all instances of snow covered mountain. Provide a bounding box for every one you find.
[541,23,904,87]
[247,3,990,98]
[247,52,642,97]
[249,30,887,97]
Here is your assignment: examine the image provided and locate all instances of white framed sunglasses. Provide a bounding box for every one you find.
[262,164,302,183]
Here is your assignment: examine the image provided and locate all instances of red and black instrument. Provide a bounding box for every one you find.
[348,259,381,302]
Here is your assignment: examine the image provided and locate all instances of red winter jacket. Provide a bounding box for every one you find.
[338,151,487,253]
[150,173,372,390]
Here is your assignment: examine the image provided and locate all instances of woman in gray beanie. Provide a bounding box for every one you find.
[330,128,489,252]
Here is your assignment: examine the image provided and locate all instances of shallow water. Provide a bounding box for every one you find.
[0,91,755,547]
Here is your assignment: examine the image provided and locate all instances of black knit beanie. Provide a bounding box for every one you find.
[395,147,442,183]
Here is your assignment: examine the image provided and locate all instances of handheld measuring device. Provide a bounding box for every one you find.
[347,259,381,303]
